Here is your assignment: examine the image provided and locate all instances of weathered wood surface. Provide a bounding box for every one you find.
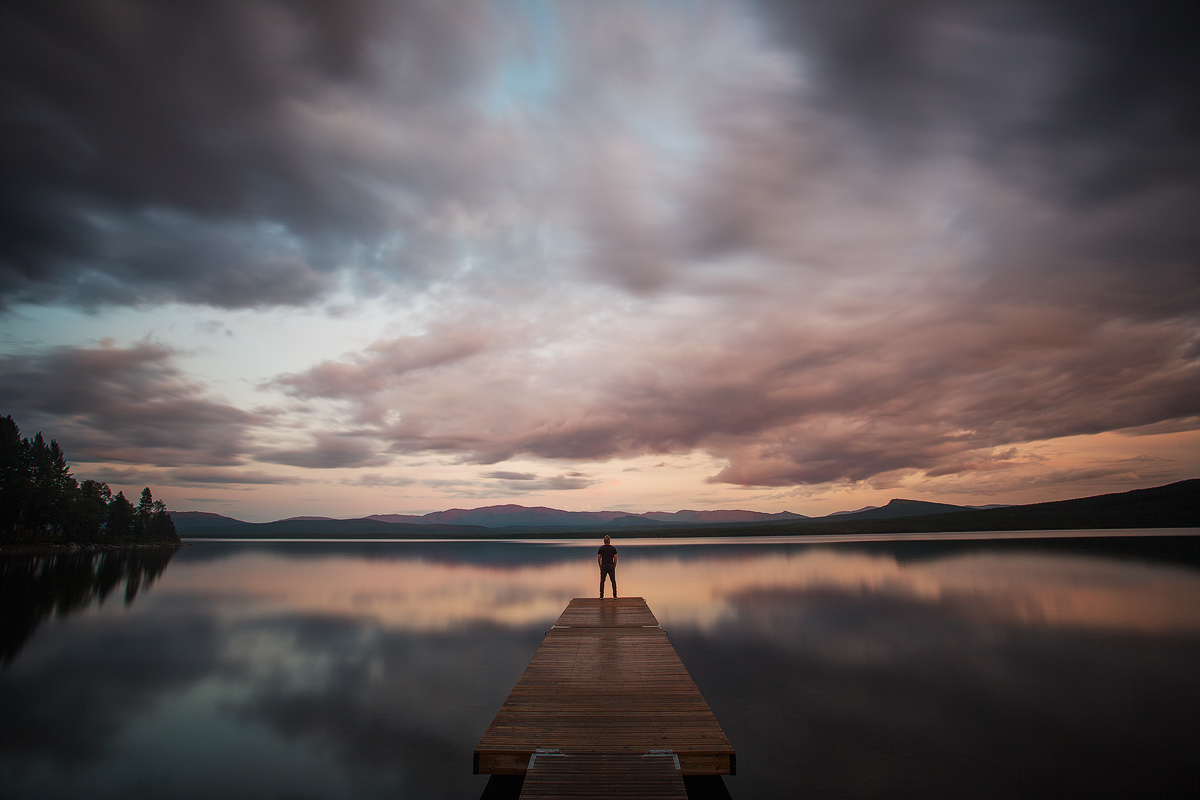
[519,752,687,799]
[474,597,735,778]
[552,597,660,628]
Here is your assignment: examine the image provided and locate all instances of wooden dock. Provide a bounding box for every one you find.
[474,597,734,797]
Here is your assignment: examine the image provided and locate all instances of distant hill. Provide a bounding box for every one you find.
[605,514,670,527]
[174,479,1198,539]
[829,505,879,516]
[169,511,246,530]
[369,505,628,527]
[364,505,805,528]
[881,479,1199,533]
[600,479,1200,537]
[639,509,807,524]
[364,513,424,524]
[175,502,943,531]
[827,501,1010,518]
[826,498,970,521]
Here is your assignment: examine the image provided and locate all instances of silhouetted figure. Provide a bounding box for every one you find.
[598,535,617,598]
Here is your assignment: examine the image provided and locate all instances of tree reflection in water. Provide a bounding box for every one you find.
[0,546,179,666]
[0,538,1195,799]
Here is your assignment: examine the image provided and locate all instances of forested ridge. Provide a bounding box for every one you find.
[0,414,178,545]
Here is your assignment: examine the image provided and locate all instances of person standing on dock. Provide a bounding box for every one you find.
[598,535,617,598]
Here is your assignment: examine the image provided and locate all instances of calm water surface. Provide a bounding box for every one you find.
[2,534,1198,799]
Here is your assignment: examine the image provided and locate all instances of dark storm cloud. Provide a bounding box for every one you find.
[0,341,265,466]
[754,0,1200,188]
[0,0,494,308]
[2,0,1196,494]
[1,0,1195,313]
[747,0,1200,302]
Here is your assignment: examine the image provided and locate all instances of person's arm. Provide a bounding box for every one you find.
[598,552,602,566]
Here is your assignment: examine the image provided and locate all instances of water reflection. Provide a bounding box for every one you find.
[0,536,1196,799]
[156,538,1200,635]
[1,546,179,666]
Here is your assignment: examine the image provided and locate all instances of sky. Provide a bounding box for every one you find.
[0,0,1197,522]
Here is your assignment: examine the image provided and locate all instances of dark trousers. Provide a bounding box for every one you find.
[599,565,616,597]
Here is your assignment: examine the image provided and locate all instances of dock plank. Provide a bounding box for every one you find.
[553,597,661,628]
[519,753,687,799]
[474,597,735,778]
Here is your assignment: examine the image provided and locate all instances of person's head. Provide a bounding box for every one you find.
[603,535,611,544]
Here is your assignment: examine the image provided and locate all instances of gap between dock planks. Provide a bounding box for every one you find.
[474,597,735,778]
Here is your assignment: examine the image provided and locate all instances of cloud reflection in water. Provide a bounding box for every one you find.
[159,539,1200,634]
[0,537,1196,799]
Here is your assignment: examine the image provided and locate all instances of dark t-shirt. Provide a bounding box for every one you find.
[597,544,617,567]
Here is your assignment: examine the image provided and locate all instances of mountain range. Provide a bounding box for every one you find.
[169,480,1198,537]
[364,506,809,527]
[171,499,969,531]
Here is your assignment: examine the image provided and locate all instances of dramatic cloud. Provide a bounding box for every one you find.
[0,0,1196,512]
[269,326,491,401]
[0,0,503,307]
[256,432,389,469]
[168,468,302,486]
[0,341,267,467]
[265,299,1198,486]
[483,470,594,492]
[747,0,1200,309]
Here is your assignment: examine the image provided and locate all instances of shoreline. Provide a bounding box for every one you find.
[0,542,188,555]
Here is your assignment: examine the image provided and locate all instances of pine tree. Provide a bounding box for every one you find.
[68,479,112,541]
[1,414,179,545]
[135,487,154,539]
[148,498,178,542]
[105,491,135,540]
[0,415,29,542]
[25,433,76,539]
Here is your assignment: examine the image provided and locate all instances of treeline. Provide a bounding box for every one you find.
[0,415,178,545]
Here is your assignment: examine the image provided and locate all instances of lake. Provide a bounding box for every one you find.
[2,532,1198,799]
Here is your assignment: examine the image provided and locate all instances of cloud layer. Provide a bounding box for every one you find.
[0,0,1197,504]
[0,341,262,466]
